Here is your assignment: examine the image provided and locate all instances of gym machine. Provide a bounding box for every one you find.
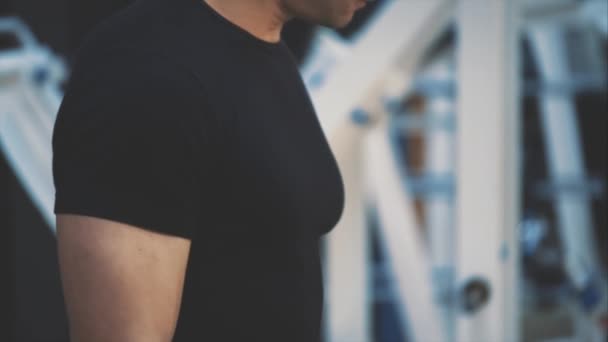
[1,0,606,341]
[300,0,607,341]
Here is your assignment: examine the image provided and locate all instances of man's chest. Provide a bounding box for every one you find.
[219,70,345,239]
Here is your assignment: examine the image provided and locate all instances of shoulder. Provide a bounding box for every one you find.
[54,45,211,160]
[66,1,225,99]
[68,1,193,85]
[63,44,205,117]
[68,37,200,95]
[70,0,162,66]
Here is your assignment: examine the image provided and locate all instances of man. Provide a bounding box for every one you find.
[52,0,368,341]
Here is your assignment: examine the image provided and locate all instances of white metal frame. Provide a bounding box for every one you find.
[0,16,66,230]
[421,53,457,341]
[364,116,445,342]
[455,1,521,341]
[528,20,606,342]
[307,1,454,341]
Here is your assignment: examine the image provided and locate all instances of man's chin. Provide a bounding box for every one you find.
[322,13,356,29]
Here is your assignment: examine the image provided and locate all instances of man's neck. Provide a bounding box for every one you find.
[203,0,290,43]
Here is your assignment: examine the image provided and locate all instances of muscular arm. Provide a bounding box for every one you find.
[56,214,191,342]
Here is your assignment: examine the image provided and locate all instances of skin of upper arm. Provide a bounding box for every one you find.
[56,214,192,342]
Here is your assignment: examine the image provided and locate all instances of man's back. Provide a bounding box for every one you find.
[53,0,345,340]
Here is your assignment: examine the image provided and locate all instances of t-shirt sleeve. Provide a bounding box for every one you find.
[52,52,214,239]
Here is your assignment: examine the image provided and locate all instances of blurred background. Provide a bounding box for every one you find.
[0,0,606,341]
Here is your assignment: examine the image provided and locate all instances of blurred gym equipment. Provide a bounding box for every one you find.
[1,0,606,341]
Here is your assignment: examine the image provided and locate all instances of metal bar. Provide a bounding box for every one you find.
[310,2,455,341]
[421,53,457,342]
[527,23,598,294]
[323,118,372,342]
[0,88,56,229]
[527,22,606,342]
[310,0,454,136]
[365,116,445,342]
[0,18,64,232]
[455,1,522,341]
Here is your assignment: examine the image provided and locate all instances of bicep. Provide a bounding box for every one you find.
[56,214,191,342]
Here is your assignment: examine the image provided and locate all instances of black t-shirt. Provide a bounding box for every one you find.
[51,0,345,340]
